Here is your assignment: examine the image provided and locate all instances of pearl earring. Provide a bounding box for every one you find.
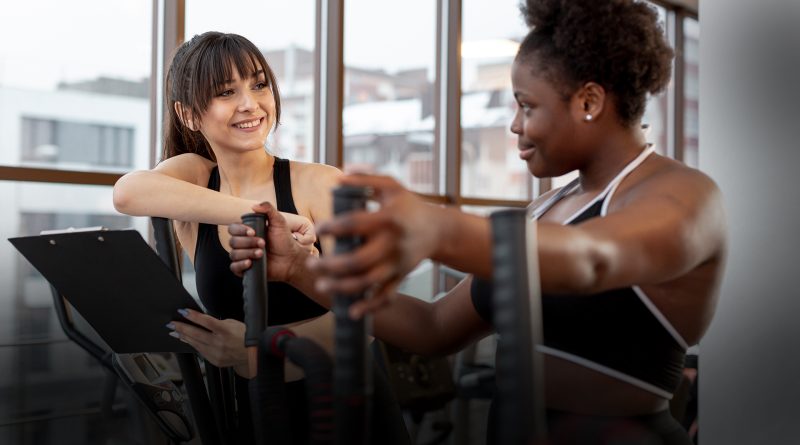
[584,114,593,122]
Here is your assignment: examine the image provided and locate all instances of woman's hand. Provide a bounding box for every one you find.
[280,211,317,252]
[166,308,252,378]
[228,202,313,281]
[309,174,442,319]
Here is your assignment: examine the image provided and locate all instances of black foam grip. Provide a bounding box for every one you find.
[251,326,292,445]
[241,213,269,347]
[251,327,337,445]
[490,209,545,444]
[283,337,335,445]
[331,186,371,445]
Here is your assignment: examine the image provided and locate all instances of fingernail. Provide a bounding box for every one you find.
[177,309,189,317]
[165,322,175,330]
[247,229,255,236]
[168,331,180,339]
[258,239,265,247]
[292,234,298,240]
[349,307,362,320]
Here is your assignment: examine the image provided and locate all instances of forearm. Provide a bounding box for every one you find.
[537,223,612,294]
[113,170,256,224]
[287,261,450,356]
[432,206,493,279]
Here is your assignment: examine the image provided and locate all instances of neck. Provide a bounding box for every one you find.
[578,125,649,192]
[214,148,274,197]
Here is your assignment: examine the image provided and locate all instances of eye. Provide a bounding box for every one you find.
[217,89,234,97]
[253,82,268,90]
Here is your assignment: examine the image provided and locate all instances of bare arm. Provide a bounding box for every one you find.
[113,153,257,225]
[228,205,492,356]
[537,169,727,293]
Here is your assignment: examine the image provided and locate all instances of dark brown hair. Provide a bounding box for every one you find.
[517,0,673,126]
[162,31,281,162]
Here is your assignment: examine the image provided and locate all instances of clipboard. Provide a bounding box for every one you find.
[9,229,206,353]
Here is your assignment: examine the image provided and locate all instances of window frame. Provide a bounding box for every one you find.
[0,0,699,321]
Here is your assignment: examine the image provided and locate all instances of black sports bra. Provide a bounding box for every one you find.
[471,146,688,398]
[194,157,327,324]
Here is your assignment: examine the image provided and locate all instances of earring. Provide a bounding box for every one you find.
[584,114,593,122]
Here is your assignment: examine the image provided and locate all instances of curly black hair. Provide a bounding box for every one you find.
[517,0,673,126]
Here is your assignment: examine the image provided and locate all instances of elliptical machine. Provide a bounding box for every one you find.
[241,185,373,445]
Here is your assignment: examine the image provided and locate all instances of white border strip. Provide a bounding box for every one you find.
[537,345,674,400]
[632,286,690,350]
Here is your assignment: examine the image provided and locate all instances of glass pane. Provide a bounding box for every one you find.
[185,1,317,163]
[397,260,435,303]
[0,182,152,441]
[0,1,151,173]
[343,0,437,194]
[461,0,530,200]
[642,4,671,156]
[683,17,700,168]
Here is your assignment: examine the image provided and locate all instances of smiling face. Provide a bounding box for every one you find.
[196,65,277,156]
[509,59,585,178]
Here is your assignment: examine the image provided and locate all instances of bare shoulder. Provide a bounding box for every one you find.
[627,157,722,208]
[289,160,343,193]
[288,161,343,221]
[614,156,726,247]
[154,153,216,186]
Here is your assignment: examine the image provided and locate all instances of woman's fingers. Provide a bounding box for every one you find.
[310,231,397,277]
[228,222,255,237]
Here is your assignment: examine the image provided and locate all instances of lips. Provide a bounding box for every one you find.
[518,144,536,161]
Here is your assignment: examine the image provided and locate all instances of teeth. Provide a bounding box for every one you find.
[235,118,261,129]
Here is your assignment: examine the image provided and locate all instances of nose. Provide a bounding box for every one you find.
[237,90,258,112]
[509,107,522,135]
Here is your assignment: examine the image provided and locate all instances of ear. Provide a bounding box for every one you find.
[571,82,606,123]
[174,101,199,131]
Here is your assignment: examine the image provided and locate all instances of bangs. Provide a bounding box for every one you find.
[189,34,272,114]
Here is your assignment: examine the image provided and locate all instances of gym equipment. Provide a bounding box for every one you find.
[240,212,337,445]
[9,227,197,444]
[331,185,372,445]
[490,209,546,444]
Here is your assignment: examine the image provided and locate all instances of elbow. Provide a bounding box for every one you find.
[563,237,616,293]
[112,171,143,215]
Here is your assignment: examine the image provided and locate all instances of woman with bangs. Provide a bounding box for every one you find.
[113,32,408,444]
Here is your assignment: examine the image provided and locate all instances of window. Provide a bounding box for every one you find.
[342,0,437,194]
[461,0,530,201]
[21,118,134,168]
[0,0,151,173]
[683,17,700,168]
[185,0,317,163]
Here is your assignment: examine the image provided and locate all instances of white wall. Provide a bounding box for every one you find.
[700,1,800,443]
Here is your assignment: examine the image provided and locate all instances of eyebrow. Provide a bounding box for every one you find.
[220,69,266,85]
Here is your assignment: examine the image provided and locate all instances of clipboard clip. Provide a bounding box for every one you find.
[40,226,110,245]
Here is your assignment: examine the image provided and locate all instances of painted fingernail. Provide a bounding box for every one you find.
[165,322,175,330]
[177,309,189,317]
[168,331,180,339]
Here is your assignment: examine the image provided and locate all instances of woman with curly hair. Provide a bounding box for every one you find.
[229,1,725,443]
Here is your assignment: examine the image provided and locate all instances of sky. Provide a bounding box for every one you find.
[0,0,527,91]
